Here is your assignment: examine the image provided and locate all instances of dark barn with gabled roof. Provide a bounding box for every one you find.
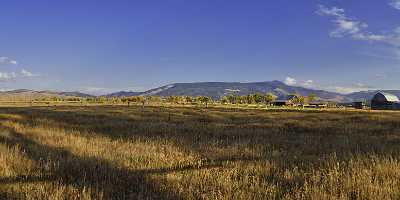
[273,94,298,106]
[371,92,400,110]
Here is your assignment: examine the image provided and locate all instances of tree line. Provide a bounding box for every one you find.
[30,92,318,106]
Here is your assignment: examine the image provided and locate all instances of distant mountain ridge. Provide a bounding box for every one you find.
[105,91,143,97]
[2,82,400,103]
[0,89,94,101]
[106,81,349,102]
[139,81,349,102]
[105,81,400,102]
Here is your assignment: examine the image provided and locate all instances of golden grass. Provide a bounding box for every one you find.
[0,105,400,199]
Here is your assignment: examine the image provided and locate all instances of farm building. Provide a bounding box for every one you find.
[371,92,400,110]
[273,94,298,106]
[306,102,328,108]
[353,101,366,109]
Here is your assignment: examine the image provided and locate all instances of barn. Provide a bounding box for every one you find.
[273,94,298,106]
[371,92,400,110]
[353,101,366,109]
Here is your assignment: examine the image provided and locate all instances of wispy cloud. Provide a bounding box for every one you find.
[80,87,110,93]
[358,50,400,61]
[20,69,39,77]
[0,57,18,65]
[0,56,42,83]
[317,5,386,41]
[0,72,17,81]
[317,4,400,60]
[313,82,375,94]
[390,0,400,10]
[302,80,314,88]
[326,83,376,94]
[78,85,149,95]
[374,73,387,79]
[0,69,41,82]
[284,76,375,94]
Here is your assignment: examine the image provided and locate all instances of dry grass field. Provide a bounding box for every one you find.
[0,105,400,199]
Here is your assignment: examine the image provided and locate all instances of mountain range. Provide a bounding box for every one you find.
[104,81,397,102]
[0,81,397,102]
[137,81,348,102]
[0,89,94,101]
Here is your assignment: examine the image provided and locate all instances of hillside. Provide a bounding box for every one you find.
[107,81,400,102]
[0,90,93,101]
[105,91,143,97]
[138,81,349,102]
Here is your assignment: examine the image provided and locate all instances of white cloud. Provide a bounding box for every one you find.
[318,4,400,60]
[284,77,297,86]
[352,33,387,42]
[330,19,368,38]
[0,57,8,63]
[0,69,41,81]
[0,72,17,81]
[323,83,375,94]
[78,86,149,95]
[79,86,124,96]
[9,60,17,65]
[390,0,400,10]
[0,57,41,80]
[284,77,315,88]
[374,73,387,79]
[20,69,39,77]
[330,86,359,94]
[302,80,314,87]
[317,5,382,41]
[0,57,18,65]
[81,87,109,93]
[283,76,374,94]
[316,6,345,18]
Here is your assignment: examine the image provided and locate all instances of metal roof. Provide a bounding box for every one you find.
[275,94,298,101]
[273,100,289,103]
[373,92,400,102]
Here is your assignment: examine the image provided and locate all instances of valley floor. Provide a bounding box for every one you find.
[0,105,400,199]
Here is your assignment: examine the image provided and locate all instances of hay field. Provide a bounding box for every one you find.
[0,105,400,199]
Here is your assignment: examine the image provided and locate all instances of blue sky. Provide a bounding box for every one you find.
[0,0,399,95]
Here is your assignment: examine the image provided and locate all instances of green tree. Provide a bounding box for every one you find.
[148,96,161,103]
[227,95,237,104]
[185,96,193,104]
[121,97,128,105]
[246,95,255,104]
[220,96,229,104]
[50,96,60,102]
[292,95,305,105]
[197,96,212,107]
[253,93,264,104]
[166,96,184,104]
[166,96,176,103]
[264,93,277,105]
[308,93,317,103]
[111,97,120,104]
[97,97,106,104]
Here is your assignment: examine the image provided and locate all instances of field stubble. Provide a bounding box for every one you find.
[0,106,400,199]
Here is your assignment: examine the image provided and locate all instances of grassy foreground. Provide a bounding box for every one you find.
[0,106,400,199]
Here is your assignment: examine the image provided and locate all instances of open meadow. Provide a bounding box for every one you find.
[0,105,400,199]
